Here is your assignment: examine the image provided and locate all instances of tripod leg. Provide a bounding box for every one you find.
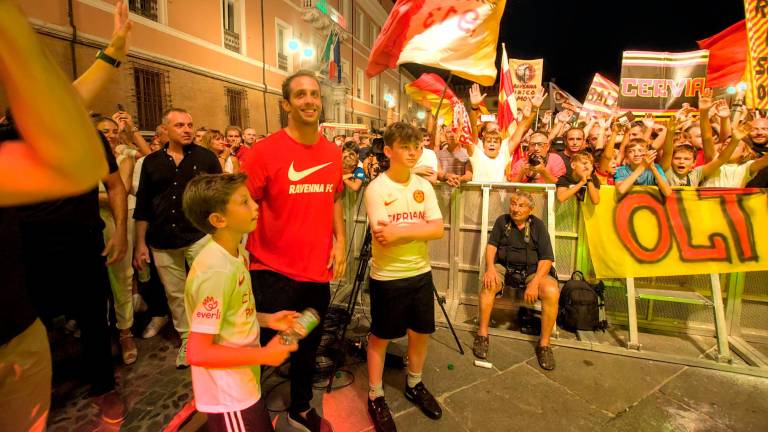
[433,286,464,355]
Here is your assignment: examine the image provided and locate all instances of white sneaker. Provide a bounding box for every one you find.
[142,316,169,339]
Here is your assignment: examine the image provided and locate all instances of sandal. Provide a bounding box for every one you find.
[119,332,138,365]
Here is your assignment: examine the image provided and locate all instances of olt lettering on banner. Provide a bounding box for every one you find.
[583,187,767,279]
[745,0,768,108]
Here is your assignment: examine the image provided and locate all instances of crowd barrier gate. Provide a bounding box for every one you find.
[335,182,768,378]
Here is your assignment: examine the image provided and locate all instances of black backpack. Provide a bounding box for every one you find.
[557,271,607,332]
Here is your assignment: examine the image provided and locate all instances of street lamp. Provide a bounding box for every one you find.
[383,94,394,108]
[417,111,426,120]
[287,39,300,52]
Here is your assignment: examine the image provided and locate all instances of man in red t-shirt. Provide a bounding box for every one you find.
[241,70,346,432]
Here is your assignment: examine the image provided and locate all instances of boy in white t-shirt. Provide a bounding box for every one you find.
[465,129,509,182]
[364,122,445,432]
[182,173,298,432]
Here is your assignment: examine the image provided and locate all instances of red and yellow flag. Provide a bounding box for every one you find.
[404,73,472,146]
[697,20,747,89]
[744,0,768,109]
[497,44,518,138]
[366,0,507,86]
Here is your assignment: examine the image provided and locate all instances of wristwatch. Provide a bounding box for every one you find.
[96,50,121,68]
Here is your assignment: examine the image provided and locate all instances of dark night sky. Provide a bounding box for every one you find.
[405,0,746,100]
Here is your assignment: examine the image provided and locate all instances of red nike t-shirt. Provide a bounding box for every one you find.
[242,129,343,282]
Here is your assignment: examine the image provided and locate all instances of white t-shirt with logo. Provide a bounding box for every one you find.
[185,241,261,413]
[365,172,442,281]
[700,161,755,188]
[470,140,510,182]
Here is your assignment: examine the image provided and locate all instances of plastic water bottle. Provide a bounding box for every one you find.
[280,308,320,345]
[137,264,151,283]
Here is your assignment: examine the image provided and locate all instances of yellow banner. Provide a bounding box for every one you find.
[509,58,543,103]
[582,187,768,279]
[744,0,768,109]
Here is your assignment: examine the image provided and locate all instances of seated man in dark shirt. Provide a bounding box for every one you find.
[473,191,560,370]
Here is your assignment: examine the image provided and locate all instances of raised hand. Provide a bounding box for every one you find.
[108,0,132,59]
[469,83,486,108]
[556,110,572,123]
[698,88,714,111]
[530,86,547,109]
[643,149,658,168]
[732,122,753,142]
[715,99,731,119]
[642,113,655,130]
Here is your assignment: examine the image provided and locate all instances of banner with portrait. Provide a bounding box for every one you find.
[582,187,768,279]
[509,58,544,103]
[618,50,709,114]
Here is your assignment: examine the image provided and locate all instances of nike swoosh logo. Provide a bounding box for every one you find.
[384,199,398,206]
[288,161,332,181]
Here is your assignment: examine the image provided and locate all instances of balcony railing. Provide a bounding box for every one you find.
[278,53,288,72]
[224,29,240,53]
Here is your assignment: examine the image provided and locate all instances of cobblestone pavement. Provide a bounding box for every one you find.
[48,322,768,431]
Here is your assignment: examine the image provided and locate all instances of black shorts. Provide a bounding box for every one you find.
[205,398,274,432]
[369,271,436,339]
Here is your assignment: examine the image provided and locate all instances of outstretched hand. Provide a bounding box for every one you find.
[530,87,547,109]
[469,83,486,108]
[108,0,133,59]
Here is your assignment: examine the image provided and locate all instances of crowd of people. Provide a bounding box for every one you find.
[3,1,768,432]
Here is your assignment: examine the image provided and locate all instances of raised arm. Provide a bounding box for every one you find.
[660,116,677,172]
[0,1,108,205]
[508,87,546,156]
[467,83,487,149]
[72,0,132,109]
[703,123,750,178]
[698,89,715,163]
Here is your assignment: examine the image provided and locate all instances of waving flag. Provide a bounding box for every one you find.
[405,73,472,146]
[497,44,518,138]
[366,0,507,86]
[405,73,460,124]
[697,20,747,89]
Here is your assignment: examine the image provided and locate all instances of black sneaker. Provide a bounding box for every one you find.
[287,408,333,432]
[535,345,556,371]
[367,397,397,432]
[473,334,489,359]
[404,381,442,420]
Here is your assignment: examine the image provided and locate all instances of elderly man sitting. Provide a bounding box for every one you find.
[473,191,560,370]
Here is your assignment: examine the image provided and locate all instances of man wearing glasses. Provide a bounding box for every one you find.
[507,132,566,183]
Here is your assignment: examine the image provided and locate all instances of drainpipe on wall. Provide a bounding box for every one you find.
[67,0,78,80]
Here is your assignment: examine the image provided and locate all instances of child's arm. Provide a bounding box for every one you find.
[187,332,296,368]
[702,123,750,178]
[699,89,716,163]
[650,163,672,197]
[467,83,485,150]
[372,218,444,247]
[556,178,587,203]
[586,179,600,205]
[615,166,646,196]
[660,116,677,172]
[414,165,438,185]
[749,151,768,175]
[342,174,363,192]
[508,87,546,157]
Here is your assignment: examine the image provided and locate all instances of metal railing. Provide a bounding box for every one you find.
[336,181,768,377]
[224,29,240,53]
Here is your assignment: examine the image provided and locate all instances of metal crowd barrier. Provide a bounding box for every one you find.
[335,182,768,377]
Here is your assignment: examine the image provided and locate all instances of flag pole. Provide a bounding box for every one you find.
[433,71,454,131]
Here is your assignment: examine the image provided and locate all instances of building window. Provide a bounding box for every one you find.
[356,68,364,99]
[225,87,248,128]
[370,24,379,46]
[131,64,170,131]
[342,0,351,24]
[129,0,158,21]
[370,77,378,105]
[276,23,290,72]
[341,59,350,86]
[222,0,241,53]
[356,8,365,42]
